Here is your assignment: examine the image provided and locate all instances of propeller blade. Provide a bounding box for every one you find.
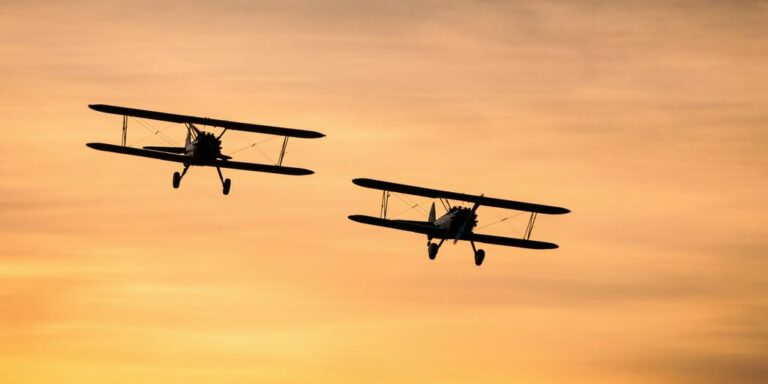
[470,196,482,214]
[453,195,482,244]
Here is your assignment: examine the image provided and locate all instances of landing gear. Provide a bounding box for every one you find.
[470,240,485,266]
[427,238,444,261]
[223,178,231,195]
[216,167,231,195]
[428,243,439,260]
[474,249,485,266]
[172,165,190,189]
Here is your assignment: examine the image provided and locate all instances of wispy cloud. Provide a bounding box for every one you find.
[0,1,766,383]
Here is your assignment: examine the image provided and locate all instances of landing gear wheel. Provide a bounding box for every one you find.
[428,242,439,260]
[172,172,181,189]
[222,178,231,195]
[474,249,485,266]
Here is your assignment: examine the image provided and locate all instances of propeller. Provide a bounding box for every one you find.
[453,195,482,244]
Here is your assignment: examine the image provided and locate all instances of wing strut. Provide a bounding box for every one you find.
[380,190,390,219]
[122,115,128,146]
[278,136,289,166]
[524,212,538,240]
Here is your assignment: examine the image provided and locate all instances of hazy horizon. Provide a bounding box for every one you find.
[1,1,766,383]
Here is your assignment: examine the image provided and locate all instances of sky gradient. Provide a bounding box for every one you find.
[1,1,767,383]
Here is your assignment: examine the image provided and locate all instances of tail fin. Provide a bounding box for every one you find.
[428,202,436,224]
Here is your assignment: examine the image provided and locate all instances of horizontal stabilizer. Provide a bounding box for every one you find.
[348,215,443,237]
[143,146,186,154]
[88,142,189,163]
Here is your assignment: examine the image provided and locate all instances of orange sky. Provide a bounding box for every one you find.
[1,1,767,383]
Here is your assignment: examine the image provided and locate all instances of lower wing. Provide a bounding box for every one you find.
[214,159,313,175]
[87,143,314,176]
[349,214,558,249]
[464,233,558,249]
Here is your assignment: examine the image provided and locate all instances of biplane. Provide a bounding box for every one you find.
[348,178,570,266]
[86,104,325,195]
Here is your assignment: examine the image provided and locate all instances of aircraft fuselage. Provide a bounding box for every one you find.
[185,131,223,163]
[434,206,478,238]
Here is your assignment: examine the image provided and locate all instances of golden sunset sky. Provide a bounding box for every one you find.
[1,1,767,383]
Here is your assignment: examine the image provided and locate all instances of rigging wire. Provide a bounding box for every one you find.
[136,117,177,144]
[403,193,427,211]
[390,192,428,217]
[128,117,177,146]
[229,131,277,163]
[477,210,526,230]
[123,116,280,165]
[229,136,278,155]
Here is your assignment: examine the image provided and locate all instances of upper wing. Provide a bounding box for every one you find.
[348,215,444,238]
[464,233,558,249]
[353,178,570,215]
[87,143,314,176]
[89,104,325,139]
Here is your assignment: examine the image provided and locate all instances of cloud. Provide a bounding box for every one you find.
[0,1,767,383]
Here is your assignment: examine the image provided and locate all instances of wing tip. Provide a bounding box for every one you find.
[89,104,110,111]
[308,132,326,139]
[295,131,326,139]
[275,166,315,176]
[266,167,315,176]
[523,241,560,250]
[86,142,109,149]
[352,177,377,186]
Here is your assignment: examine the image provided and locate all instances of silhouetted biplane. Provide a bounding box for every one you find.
[349,178,570,266]
[87,104,324,195]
